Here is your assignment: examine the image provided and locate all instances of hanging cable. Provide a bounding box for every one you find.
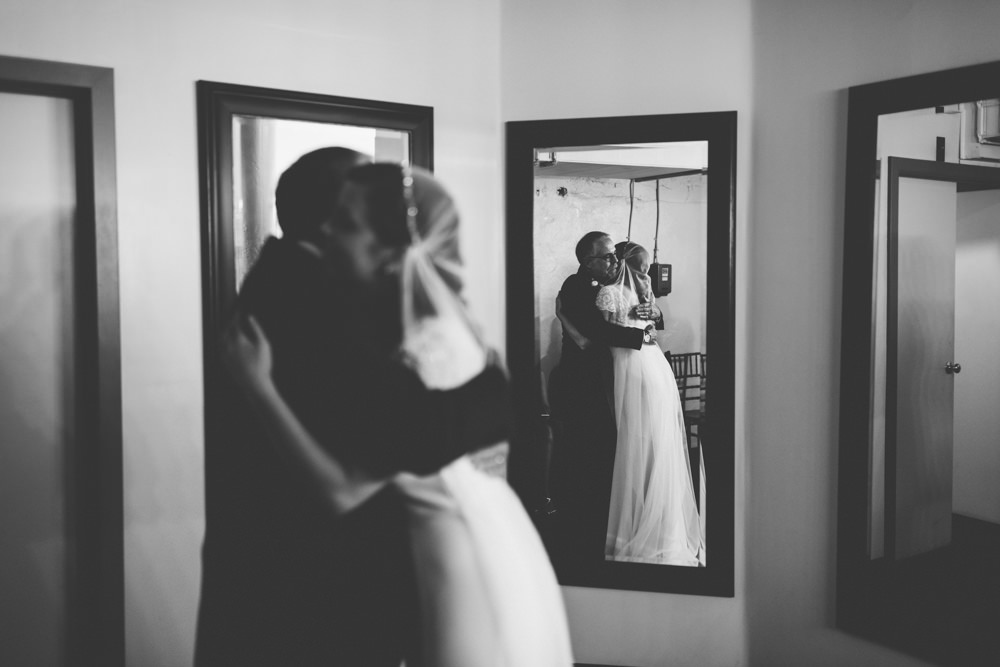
[627,179,635,242]
[648,179,671,298]
[653,179,660,263]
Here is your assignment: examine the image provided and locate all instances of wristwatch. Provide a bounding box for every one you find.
[642,329,652,344]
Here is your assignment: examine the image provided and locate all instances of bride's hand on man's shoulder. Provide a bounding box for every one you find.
[220,313,275,396]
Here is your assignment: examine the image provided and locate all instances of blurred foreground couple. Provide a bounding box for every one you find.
[195,148,572,666]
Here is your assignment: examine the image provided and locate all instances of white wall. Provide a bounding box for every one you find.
[748,1,1000,665]
[503,2,752,665]
[954,189,1000,524]
[0,1,502,664]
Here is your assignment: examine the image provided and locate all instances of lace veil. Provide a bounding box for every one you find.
[595,241,652,323]
[613,241,652,300]
[397,167,488,389]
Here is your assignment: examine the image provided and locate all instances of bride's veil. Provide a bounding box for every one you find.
[607,240,650,305]
[397,166,488,389]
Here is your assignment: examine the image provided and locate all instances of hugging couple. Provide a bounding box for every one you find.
[553,231,704,568]
[195,149,573,666]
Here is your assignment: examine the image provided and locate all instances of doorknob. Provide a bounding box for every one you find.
[945,362,962,374]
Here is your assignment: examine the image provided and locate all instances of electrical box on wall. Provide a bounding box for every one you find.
[959,101,1000,165]
[649,262,671,296]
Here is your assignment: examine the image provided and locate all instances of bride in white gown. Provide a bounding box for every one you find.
[597,242,705,566]
[224,164,573,666]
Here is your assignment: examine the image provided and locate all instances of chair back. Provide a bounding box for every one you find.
[668,352,704,411]
[667,351,708,446]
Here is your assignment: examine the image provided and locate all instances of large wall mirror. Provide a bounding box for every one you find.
[838,61,1000,665]
[506,113,735,596]
[0,55,122,666]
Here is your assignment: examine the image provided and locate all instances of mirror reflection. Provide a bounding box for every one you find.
[534,141,708,568]
[231,116,410,284]
[846,88,1000,663]
[870,103,1000,560]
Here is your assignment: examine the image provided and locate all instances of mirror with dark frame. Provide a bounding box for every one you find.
[197,80,433,336]
[197,80,433,443]
[838,61,1000,665]
[0,55,123,667]
[506,113,735,596]
[196,81,435,585]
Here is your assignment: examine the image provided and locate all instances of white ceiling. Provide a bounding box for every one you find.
[534,141,708,180]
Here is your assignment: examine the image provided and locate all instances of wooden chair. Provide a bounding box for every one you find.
[666,351,707,449]
[667,351,707,504]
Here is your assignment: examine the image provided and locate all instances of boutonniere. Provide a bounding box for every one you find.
[591,280,599,288]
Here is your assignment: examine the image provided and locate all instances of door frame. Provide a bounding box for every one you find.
[0,55,122,666]
[884,157,1000,559]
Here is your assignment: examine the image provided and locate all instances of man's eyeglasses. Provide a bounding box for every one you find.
[585,253,617,264]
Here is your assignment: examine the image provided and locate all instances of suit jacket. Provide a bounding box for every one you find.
[195,237,510,666]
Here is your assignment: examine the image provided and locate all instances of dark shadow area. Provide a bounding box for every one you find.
[851,515,1000,666]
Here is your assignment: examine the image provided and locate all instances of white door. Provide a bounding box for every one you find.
[892,176,957,559]
[953,189,1000,524]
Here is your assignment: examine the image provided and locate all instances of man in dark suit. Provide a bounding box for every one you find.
[548,231,662,568]
[195,148,509,666]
